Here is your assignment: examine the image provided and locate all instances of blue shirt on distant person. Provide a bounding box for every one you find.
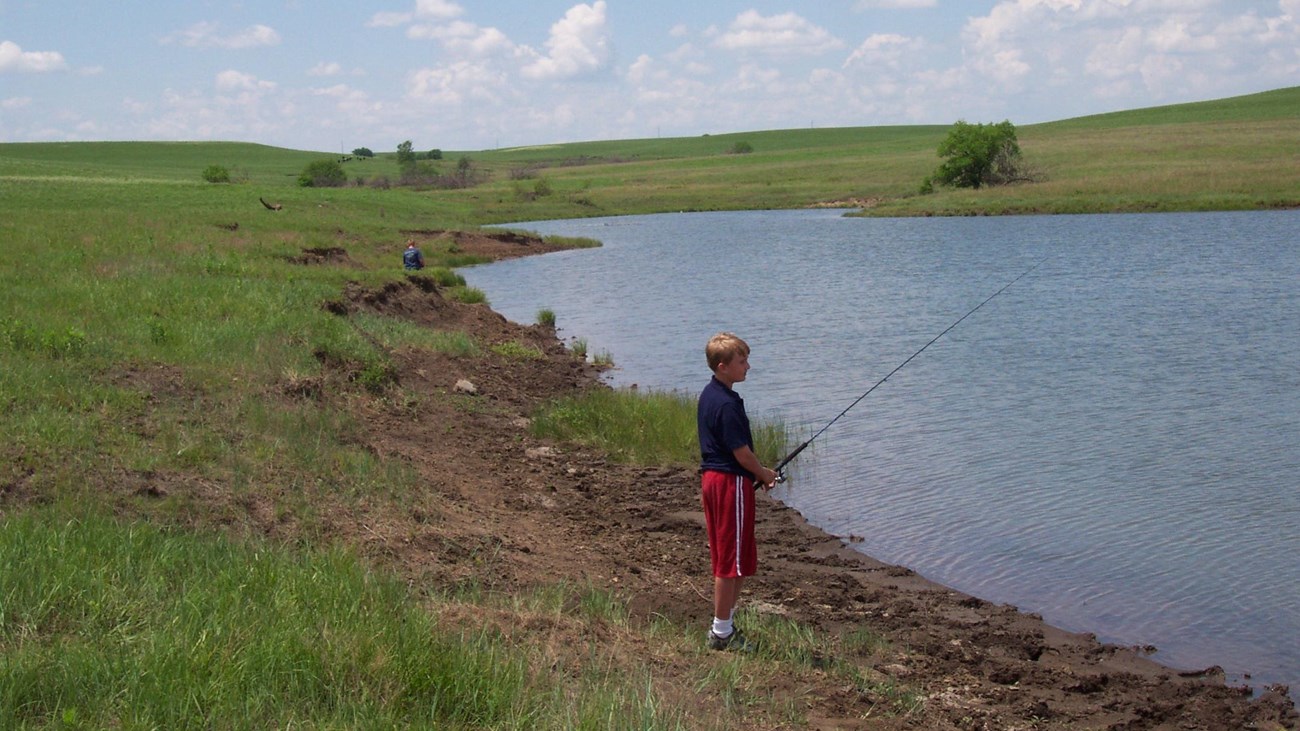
[403,241,425,270]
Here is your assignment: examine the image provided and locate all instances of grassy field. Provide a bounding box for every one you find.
[1,85,1296,728]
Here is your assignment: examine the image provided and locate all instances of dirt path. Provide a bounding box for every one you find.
[307,230,1296,729]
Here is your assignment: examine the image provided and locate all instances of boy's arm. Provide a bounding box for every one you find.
[732,445,778,488]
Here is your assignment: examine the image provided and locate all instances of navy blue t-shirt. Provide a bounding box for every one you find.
[698,375,754,478]
[403,248,424,270]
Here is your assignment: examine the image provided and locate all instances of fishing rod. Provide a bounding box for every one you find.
[769,255,1050,483]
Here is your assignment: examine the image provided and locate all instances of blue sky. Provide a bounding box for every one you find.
[2,1,1296,152]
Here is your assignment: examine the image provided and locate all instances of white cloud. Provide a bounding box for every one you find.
[308,62,343,77]
[409,20,514,56]
[163,22,281,49]
[843,33,926,69]
[415,0,464,19]
[3,96,33,109]
[367,11,411,28]
[961,0,1300,102]
[407,61,509,104]
[0,40,68,72]
[520,1,611,80]
[368,0,463,27]
[312,83,384,122]
[713,10,844,55]
[215,70,276,92]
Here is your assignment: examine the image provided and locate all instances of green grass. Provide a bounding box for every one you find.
[530,388,792,467]
[0,508,689,730]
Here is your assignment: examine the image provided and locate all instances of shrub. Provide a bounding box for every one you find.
[298,159,347,187]
[931,120,1024,190]
[492,341,545,360]
[352,147,374,158]
[570,338,588,360]
[450,287,488,305]
[202,165,231,183]
[536,309,556,328]
[729,141,754,154]
[426,267,465,287]
[396,140,416,165]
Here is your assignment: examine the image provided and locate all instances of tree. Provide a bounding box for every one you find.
[201,165,231,183]
[928,120,1023,190]
[298,159,347,187]
[352,147,374,158]
[396,140,416,165]
[425,148,443,160]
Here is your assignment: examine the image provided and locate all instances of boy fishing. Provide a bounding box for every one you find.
[697,332,779,651]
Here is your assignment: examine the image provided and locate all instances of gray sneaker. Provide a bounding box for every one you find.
[708,626,755,652]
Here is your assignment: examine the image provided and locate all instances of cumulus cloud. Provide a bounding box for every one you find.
[713,10,844,55]
[408,60,509,104]
[961,0,1300,99]
[311,83,384,122]
[520,1,612,80]
[308,61,342,76]
[163,22,281,49]
[368,0,463,27]
[409,20,514,56]
[0,40,68,72]
[215,70,276,92]
[843,33,926,69]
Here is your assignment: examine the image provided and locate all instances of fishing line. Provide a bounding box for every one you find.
[771,255,1051,481]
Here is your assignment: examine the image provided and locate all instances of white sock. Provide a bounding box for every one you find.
[711,616,734,637]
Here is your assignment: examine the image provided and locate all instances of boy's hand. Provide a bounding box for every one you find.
[756,467,779,489]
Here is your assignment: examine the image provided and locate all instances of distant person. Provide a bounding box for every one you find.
[697,332,779,652]
[403,240,425,270]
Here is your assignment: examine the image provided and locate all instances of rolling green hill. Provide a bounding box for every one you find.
[2,85,1297,221]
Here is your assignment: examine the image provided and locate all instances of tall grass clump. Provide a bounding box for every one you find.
[0,510,529,728]
[0,508,690,730]
[531,388,791,466]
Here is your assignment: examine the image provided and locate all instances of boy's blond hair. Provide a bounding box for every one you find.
[706,332,750,372]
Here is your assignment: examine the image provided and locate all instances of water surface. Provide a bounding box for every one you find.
[464,209,1300,692]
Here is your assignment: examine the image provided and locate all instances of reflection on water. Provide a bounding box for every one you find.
[464,209,1300,693]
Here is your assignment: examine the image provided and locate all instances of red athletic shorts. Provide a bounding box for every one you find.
[700,470,757,578]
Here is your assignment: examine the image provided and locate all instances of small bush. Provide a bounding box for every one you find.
[1,318,88,358]
[426,267,465,288]
[355,357,398,394]
[202,165,231,183]
[491,341,545,360]
[536,309,556,328]
[729,141,754,154]
[450,287,488,305]
[570,338,588,360]
[298,159,347,187]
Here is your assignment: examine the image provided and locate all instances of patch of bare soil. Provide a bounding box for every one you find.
[307,273,1293,730]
